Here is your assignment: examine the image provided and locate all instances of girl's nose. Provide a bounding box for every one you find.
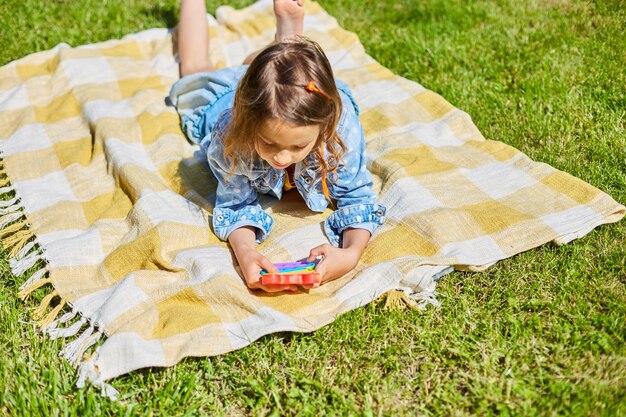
[274,150,290,165]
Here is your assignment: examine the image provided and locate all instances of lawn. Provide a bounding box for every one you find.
[1,0,624,415]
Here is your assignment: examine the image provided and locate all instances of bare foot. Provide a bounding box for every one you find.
[274,0,305,42]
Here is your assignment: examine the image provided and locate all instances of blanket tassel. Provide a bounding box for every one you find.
[0,214,25,232]
[382,289,423,311]
[19,267,48,292]
[58,310,79,325]
[77,357,119,400]
[10,247,42,277]
[61,325,94,365]
[0,196,20,208]
[45,316,87,340]
[4,227,31,243]
[61,325,103,366]
[382,289,440,311]
[33,289,59,320]
[38,298,67,329]
[0,201,22,215]
[410,288,440,310]
[7,229,35,258]
[12,240,37,261]
[0,185,15,195]
[0,218,27,238]
[18,277,52,300]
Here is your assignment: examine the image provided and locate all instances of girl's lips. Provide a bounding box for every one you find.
[271,163,289,169]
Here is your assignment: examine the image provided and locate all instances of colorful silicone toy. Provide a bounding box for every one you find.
[260,261,321,287]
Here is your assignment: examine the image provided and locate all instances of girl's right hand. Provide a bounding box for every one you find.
[237,246,299,293]
[228,226,297,292]
[237,248,298,292]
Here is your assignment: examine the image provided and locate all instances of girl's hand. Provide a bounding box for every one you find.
[237,246,299,292]
[229,226,298,293]
[306,228,371,285]
[306,244,361,284]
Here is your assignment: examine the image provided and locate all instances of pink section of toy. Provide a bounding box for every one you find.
[261,273,321,287]
[260,261,321,287]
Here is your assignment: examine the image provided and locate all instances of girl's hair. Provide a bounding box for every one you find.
[223,37,345,182]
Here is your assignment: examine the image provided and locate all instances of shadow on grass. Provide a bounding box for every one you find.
[141,3,178,28]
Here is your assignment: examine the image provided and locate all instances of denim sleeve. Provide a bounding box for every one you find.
[324,92,386,247]
[207,135,274,243]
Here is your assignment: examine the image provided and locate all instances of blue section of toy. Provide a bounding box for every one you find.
[260,261,317,275]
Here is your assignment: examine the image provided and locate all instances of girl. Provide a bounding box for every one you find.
[169,0,386,292]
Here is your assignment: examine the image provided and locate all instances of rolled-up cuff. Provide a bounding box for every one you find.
[324,203,386,247]
[213,206,274,243]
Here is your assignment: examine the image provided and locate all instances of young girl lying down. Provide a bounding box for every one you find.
[169,0,386,292]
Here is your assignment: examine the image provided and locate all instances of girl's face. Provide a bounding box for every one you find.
[256,118,320,169]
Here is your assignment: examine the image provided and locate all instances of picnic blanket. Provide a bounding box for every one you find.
[1,0,623,398]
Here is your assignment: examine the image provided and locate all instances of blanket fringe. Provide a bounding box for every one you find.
[18,277,52,300]
[59,310,80,324]
[0,218,27,238]
[382,289,422,311]
[0,196,20,208]
[4,227,32,246]
[7,229,35,258]
[77,331,103,363]
[0,155,110,399]
[45,316,86,340]
[9,244,42,276]
[61,325,94,365]
[381,288,440,311]
[13,240,37,261]
[410,288,441,309]
[0,200,22,215]
[39,299,67,328]
[19,267,48,291]
[61,325,103,367]
[0,213,24,231]
[33,289,59,319]
[77,357,119,400]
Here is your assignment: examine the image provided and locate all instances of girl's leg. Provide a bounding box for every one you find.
[274,0,305,42]
[243,0,305,65]
[178,0,215,76]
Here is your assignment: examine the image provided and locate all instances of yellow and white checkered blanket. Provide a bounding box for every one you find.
[0,0,623,397]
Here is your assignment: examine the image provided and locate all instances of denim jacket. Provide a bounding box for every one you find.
[169,66,386,246]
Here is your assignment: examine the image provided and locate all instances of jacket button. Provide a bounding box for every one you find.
[305,177,311,184]
[216,215,224,222]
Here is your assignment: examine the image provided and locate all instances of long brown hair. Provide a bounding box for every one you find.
[223,37,345,181]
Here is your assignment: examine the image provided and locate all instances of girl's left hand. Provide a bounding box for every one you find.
[306,244,360,284]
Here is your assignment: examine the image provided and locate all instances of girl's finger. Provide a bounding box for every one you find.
[307,245,327,262]
[257,255,277,274]
[301,282,320,290]
[249,278,277,292]
[313,261,327,281]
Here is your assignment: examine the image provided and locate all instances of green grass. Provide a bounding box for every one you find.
[1,0,625,415]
